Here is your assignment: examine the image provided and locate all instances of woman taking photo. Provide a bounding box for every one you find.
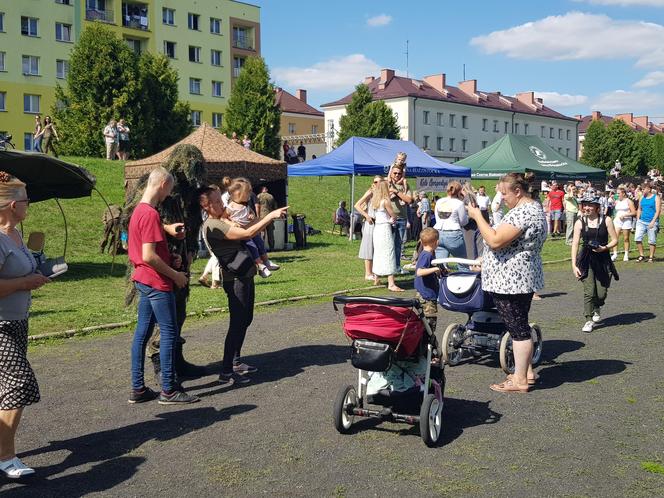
[354,176,381,281]
[0,172,50,477]
[433,181,468,260]
[199,185,288,385]
[467,172,547,393]
[611,186,636,262]
[371,180,403,292]
[571,192,618,333]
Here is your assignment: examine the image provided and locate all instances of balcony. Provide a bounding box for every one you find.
[232,36,254,51]
[86,9,114,23]
[232,67,242,78]
[122,2,149,31]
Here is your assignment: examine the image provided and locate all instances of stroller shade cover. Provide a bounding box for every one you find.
[438,272,494,313]
[342,304,423,358]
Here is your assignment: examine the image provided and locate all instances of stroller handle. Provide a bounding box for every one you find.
[431,257,482,267]
[332,295,421,311]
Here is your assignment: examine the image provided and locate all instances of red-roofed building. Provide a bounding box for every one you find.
[576,111,664,157]
[321,69,580,162]
[275,88,325,160]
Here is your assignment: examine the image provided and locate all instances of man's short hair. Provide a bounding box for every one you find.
[147,166,173,188]
[420,227,439,245]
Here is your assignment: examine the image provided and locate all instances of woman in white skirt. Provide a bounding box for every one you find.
[355,176,381,281]
[612,186,637,261]
[371,180,403,292]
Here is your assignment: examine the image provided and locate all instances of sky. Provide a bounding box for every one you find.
[252,0,664,122]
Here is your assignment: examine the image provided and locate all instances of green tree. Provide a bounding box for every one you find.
[223,56,281,158]
[336,84,400,146]
[580,120,611,170]
[604,119,640,175]
[628,131,651,176]
[649,133,664,171]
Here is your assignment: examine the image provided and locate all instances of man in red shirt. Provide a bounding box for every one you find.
[128,167,199,405]
[547,181,565,237]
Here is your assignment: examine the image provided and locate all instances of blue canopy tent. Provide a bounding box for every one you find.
[288,137,471,238]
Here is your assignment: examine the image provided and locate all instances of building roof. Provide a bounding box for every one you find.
[578,113,664,134]
[275,89,324,117]
[321,73,577,122]
[577,115,613,134]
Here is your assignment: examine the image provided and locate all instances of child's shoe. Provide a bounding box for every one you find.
[258,264,272,278]
[266,260,280,271]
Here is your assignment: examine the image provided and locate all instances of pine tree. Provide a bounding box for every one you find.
[336,84,400,146]
[580,120,610,170]
[223,56,281,158]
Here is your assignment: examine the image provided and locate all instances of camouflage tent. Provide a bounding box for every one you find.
[125,123,287,204]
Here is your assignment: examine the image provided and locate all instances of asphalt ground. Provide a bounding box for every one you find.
[1,265,663,497]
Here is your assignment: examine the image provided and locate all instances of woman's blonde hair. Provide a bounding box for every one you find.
[371,180,390,209]
[0,172,26,206]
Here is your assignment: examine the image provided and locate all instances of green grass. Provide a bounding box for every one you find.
[641,461,664,475]
[23,161,658,336]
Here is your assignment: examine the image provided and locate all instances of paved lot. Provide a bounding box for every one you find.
[2,266,663,497]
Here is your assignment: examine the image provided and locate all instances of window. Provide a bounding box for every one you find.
[211,81,222,97]
[56,0,72,4]
[437,112,444,126]
[164,41,176,58]
[212,112,223,128]
[541,126,545,138]
[233,26,252,49]
[558,147,563,153]
[56,59,69,79]
[462,139,468,152]
[24,133,36,151]
[162,8,175,25]
[189,78,201,95]
[461,115,468,129]
[481,140,487,149]
[514,123,519,134]
[558,128,562,140]
[210,17,221,34]
[504,121,509,133]
[211,49,222,66]
[22,55,40,76]
[493,120,498,133]
[188,13,199,30]
[288,123,296,134]
[437,137,444,151]
[0,92,5,111]
[423,111,430,125]
[23,94,40,113]
[449,114,456,127]
[550,127,554,138]
[21,17,38,37]
[56,23,72,42]
[482,118,488,132]
[233,57,245,77]
[190,110,201,126]
[189,46,201,63]
[524,123,529,135]
[566,129,571,141]
[0,52,5,71]
[449,137,455,151]
[312,124,318,134]
[566,148,570,157]
[423,135,430,149]
[0,13,4,32]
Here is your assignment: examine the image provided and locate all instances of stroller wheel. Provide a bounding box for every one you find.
[442,323,465,366]
[499,332,515,374]
[529,323,543,365]
[419,394,443,447]
[333,385,357,434]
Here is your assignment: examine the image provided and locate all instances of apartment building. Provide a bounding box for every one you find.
[275,88,325,160]
[0,0,260,150]
[322,69,579,162]
[576,111,664,157]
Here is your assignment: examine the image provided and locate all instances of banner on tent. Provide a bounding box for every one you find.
[415,177,465,191]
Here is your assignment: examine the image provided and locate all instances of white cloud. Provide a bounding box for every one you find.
[470,12,664,68]
[272,54,381,91]
[574,0,664,6]
[634,71,664,87]
[535,91,588,107]
[367,14,392,27]
[592,89,664,112]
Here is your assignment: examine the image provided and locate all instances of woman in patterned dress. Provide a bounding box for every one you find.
[467,172,547,393]
[0,172,50,478]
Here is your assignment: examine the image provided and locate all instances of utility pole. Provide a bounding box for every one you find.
[405,40,409,78]
[463,63,466,81]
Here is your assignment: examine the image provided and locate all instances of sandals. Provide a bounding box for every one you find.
[490,378,530,393]
[648,258,654,263]
[0,457,35,479]
[505,373,539,386]
[637,256,645,262]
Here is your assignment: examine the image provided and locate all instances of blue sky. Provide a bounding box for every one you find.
[253,0,664,121]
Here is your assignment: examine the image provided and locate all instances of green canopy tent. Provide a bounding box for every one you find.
[456,134,605,181]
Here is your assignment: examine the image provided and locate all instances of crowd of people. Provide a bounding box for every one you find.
[282,140,307,164]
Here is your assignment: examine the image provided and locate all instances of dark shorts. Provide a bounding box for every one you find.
[119,140,130,152]
[490,292,534,341]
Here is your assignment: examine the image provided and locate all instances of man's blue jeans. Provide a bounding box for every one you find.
[132,282,178,392]
[435,229,467,260]
[393,218,407,267]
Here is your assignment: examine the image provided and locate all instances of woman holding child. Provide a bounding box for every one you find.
[355,176,383,281]
[467,172,547,393]
[370,180,403,292]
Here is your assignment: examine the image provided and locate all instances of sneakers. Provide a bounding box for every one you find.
[398,267,409,275]
[258,265,272,278]
[266,260,280,271]
[582,320,594,333]
[592,309,601,323]
[611,253,617,262]
[0,457,35,479]
[218,372,251,385]
[128,386,159,404]
[157,390,200,405]
[233,363,258,375]
[623,252,629,262]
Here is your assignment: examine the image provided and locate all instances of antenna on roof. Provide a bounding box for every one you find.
[463,63,466,81]
[404,40,409,78]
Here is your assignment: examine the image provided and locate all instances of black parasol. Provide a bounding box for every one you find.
[0,150,96,202]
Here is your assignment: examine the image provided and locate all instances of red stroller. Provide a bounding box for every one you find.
[332,295,444,446]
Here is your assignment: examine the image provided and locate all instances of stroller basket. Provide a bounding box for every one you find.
[438,272,494,313]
